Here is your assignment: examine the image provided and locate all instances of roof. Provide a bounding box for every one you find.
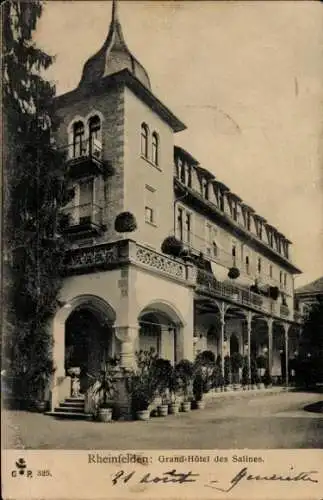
[296,276,323,296]
[79,0,151,90]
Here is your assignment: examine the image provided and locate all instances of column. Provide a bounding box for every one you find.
[267,318,273,377]
[114,325,138,369]
[246,311,253,383]
[283,323,290,389]
[219,304,226,379]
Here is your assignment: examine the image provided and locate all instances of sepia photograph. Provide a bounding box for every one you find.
[1,1,323,495]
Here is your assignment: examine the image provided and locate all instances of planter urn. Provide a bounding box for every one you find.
[169,402,180,414]
[157,404,169,417]
[181,401,191,412]
[196,400,206,410]
[136,409,150,421]
[98,408,113,423]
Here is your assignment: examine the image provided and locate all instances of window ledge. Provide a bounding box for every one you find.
[145,220,158,228]
[140,155,162,171]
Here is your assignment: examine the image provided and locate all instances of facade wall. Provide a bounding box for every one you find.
[123,87,175,252]
[54,86,126,245]
[177,201,294,310]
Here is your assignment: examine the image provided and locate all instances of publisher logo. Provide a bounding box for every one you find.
[11,458,33,478]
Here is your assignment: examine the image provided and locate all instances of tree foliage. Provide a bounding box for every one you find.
[2,1,71,401]
[300,298,323,354]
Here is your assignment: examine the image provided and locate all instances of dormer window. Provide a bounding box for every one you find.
[73,121,85,158]
[201,179,208,200]
[141,123,149,158]
[218,191,224,211]
[152,132,159,166]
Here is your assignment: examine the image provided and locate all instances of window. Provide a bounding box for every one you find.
[177,206,192,244]
[180,160,186,184]
[177,207,183,241]
[73,121,85,158]
[185,212,191,244]
[257,257,262,274]
[232,202,237,221]
[269,264,273,278]
[212,242,218,257]
[141,123,149,158]
[245,255,250,274]
[152,132,159,165]
[246,212,251,231]
[279,271,283,284]
[284,273,287,288]
[145,185,156,225]
[88,115,101,158]
[201,179,208,200]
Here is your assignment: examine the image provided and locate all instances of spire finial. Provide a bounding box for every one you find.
[112,0,119,24]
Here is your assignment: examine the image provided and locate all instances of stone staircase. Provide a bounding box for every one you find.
[46,396,93,420]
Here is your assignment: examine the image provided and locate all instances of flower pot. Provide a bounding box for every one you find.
[196,400,205,410]
[157,404,169,417]
[181,401,191,412]
[98,408,113,422]
[136,409,150,421]
[169,402,180,414]
[33,400,47,413]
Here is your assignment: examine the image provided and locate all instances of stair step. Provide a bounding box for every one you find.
[60,401,85,408]
[64,397,85,403]
[46,411,93,420]
[56,406,85,413]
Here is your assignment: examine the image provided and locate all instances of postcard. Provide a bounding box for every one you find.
[2,1,323,499]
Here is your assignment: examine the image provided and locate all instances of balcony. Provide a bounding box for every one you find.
[64,239,195,284]
[62,203,105,237]
[64,138,112,179]
[195,269,298,321]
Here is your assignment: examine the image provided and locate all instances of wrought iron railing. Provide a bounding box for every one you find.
[62,203,103,228]
[64,137,103,162]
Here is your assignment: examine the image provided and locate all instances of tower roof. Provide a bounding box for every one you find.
[78,0,151,89]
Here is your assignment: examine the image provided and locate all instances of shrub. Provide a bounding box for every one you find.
[114,211,137,233]
[161,236,183,257]
[228,267,240,279]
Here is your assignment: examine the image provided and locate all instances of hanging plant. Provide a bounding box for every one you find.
[161,236,183,257]
[114,211,137,233]
[269,286,279,300]
[228,267,240,280]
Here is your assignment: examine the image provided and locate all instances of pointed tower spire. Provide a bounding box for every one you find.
[78,0,151,89]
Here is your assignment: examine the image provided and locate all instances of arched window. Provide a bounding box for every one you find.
[88,115,101,158]
[212,241,218,258]
[73,121,85,158]
[141,123,149,158]
[152,132,159,165]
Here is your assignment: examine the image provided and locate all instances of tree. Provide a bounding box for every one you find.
[296,298,323,386]
[2,1,71,404]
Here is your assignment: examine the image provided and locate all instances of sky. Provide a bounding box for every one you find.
[34,0,323,287]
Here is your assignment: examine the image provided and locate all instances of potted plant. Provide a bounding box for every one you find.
[228,267,240,279]
[129,350,158,421]
[114,211,137,234]
[161,236,183,258]
[256,354,267,388]
[262,368,272,388]
[175,360,194,411]
[250,357,259,389]
[93,363,118,422]
[224,355,232,390]
[230,352,243,388]
[269,286,280,300]
[152,358,173,417]
[168,367,181,414]
[193,369,205,409]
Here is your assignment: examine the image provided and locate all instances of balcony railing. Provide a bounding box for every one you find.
[280,304,290,318]
[195,268,295,320]
[64,239,195,284]
[63,138,110,178]
[62,203,104,235]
